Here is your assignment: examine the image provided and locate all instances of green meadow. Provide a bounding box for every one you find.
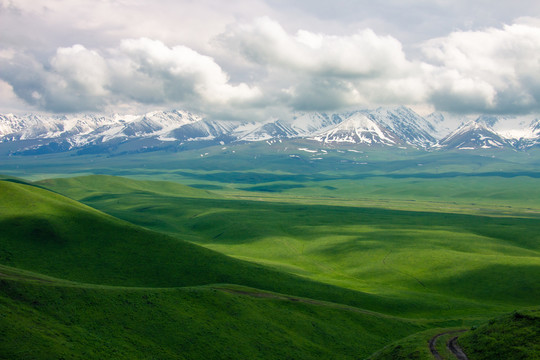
[0,271,423,360]
[1,145,539,359]
[40,175,540,317]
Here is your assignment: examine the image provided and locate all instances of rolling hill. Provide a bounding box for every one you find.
[2,174,539,358]
[0,178,432,359]
[0,179,397,308]
[38,175,540,318]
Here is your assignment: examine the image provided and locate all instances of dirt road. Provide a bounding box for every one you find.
[429,330,469,360]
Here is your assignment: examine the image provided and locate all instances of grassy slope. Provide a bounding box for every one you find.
[0,276,422,360]
[39,175,540,319]
[0,180,430,359]
[369,307,540,360]
[37,174,219,199]
[1,179,417,313]
[367,328,451,360]
[458,308,540,360]
[1,146,539,358]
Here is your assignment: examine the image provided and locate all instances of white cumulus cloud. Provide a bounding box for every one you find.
[0,39,261,114]
[220,17,540,114]
[2,12,540,118]
[422,22,540,113]
[118,38,261,105]
[222,17,411,77]
[220,17,427,111]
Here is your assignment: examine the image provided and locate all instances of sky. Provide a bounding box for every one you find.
[1,0,540,120]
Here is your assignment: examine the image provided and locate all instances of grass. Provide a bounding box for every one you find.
[0,180,431,359]
[39,175,540,319]
[0,177,538,359]
[458,308,540,360]
[0,277,423,360]
[3,142,540,212]
[1,180,418,314]
[1,143,540,358]
[368,328,444,360]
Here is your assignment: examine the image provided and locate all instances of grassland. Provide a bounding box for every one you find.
[0,270,423,359]
[0,179,432,359]
[1,179,414,310]
[1,144,540,358]
[39,175,540,319]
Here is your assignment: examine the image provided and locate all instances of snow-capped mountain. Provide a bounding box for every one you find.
[439,120,512,149]
[0,113,118,141]
[311,112,399,145]
[515,118,540,149]
[436,114,540,150]
[0,110,204,153]
[362,106,436,148]
[476,114,534,140]
[119,110,200,138]
[285,112,344,136]
[168,119,239,142]
[529,119,540,148]
[233,120,298,141]
[1,107,540,155]
[425,112,469,139]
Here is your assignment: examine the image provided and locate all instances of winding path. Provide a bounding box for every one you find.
[429,330,469,360]
[447,335,469,360]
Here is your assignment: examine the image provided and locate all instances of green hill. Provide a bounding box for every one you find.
[0,268,423,359]
[3,175,540,358]
[0,179,395,310]
[39,175,540,318]
[368,308,540,360]
[0,179,430,359]
[458,308,540,360]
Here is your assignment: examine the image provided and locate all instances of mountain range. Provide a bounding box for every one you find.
[1,107,539,155]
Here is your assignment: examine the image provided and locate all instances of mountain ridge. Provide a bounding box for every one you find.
[1,107,539,154]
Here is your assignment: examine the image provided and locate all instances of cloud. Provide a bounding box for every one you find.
[422,22,540,113]
[0,45,115,112]
[0,79,30,113]
[220,17,427,111]
[117,38,260,105]
[2,12,540,118]
[0,39,261,114]
[220,17,540,114]
[222,17,410,77]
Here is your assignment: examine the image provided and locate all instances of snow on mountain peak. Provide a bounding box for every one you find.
[2,107,540,153]
[312,112,398,145]
[439,119,511,149]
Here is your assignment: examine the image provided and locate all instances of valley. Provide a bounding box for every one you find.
[1,141,539,359]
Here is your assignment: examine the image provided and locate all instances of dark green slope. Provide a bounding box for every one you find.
[0,179,426,359]
[368,308,540,360]
[0,179,402,313]
[1,179,245,288]
[0,276,422,360]
[458,308,540,360]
